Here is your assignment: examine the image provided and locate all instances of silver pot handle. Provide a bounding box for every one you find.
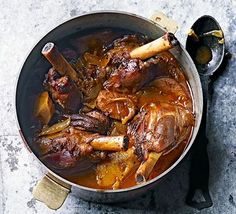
[150,11,178,34]
[33,173,71,210]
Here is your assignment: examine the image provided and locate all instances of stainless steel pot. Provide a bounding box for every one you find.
[15,11,203,209]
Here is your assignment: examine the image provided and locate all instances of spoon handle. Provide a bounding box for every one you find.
[186,75,213,210]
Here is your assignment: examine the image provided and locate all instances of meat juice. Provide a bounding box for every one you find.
[34,28,194,189]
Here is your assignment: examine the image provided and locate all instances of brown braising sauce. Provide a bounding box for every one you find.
[34,28,194,190]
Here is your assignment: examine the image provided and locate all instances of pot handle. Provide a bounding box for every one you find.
[150,11,178,34]
[33,173,71,210]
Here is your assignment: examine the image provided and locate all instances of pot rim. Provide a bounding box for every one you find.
[15,10,203,194]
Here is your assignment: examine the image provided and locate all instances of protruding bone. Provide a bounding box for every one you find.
[90,135,129,151]
[42,42,79,82]
[135,152,162,184]
[130,33,179,60]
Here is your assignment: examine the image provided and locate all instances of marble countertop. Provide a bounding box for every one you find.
[0,0,235,213]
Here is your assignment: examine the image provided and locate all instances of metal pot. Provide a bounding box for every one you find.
[15,11,203,209]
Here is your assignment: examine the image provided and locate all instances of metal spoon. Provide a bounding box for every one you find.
[185,15,228,210]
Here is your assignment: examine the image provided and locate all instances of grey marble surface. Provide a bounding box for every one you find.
[0,0,236,213]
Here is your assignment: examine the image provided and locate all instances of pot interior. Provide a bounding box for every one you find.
[16,12,202,190]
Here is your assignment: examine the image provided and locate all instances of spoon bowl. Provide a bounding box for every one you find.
[186,15,225,76]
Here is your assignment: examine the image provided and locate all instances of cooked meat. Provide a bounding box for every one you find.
[89,151,107,161]
[103,34,154,93]
[38,127,129,168]
[44,68,82,112]
[128,103,194,160]
[105,34,147,56]
[96,90,137,124]
[104,53,172,93]
[35,31,194,189]
[63,110,110,134]
[39,128,96,157]
[137,77,193,110]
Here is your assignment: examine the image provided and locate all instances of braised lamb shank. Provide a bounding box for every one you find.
[34,31,194,189]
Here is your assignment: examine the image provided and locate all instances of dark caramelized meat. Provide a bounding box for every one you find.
[38,127,128,168]
[86,110,111,128]
[64,110,110,134]
[103,35,152,92]
[104,58,143,92]
[104,56,168,93]
[45,68,82,112]
[104,47,175,93]
[106,34,147,55]
[39,128,97,167]
[39,128,96,154]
